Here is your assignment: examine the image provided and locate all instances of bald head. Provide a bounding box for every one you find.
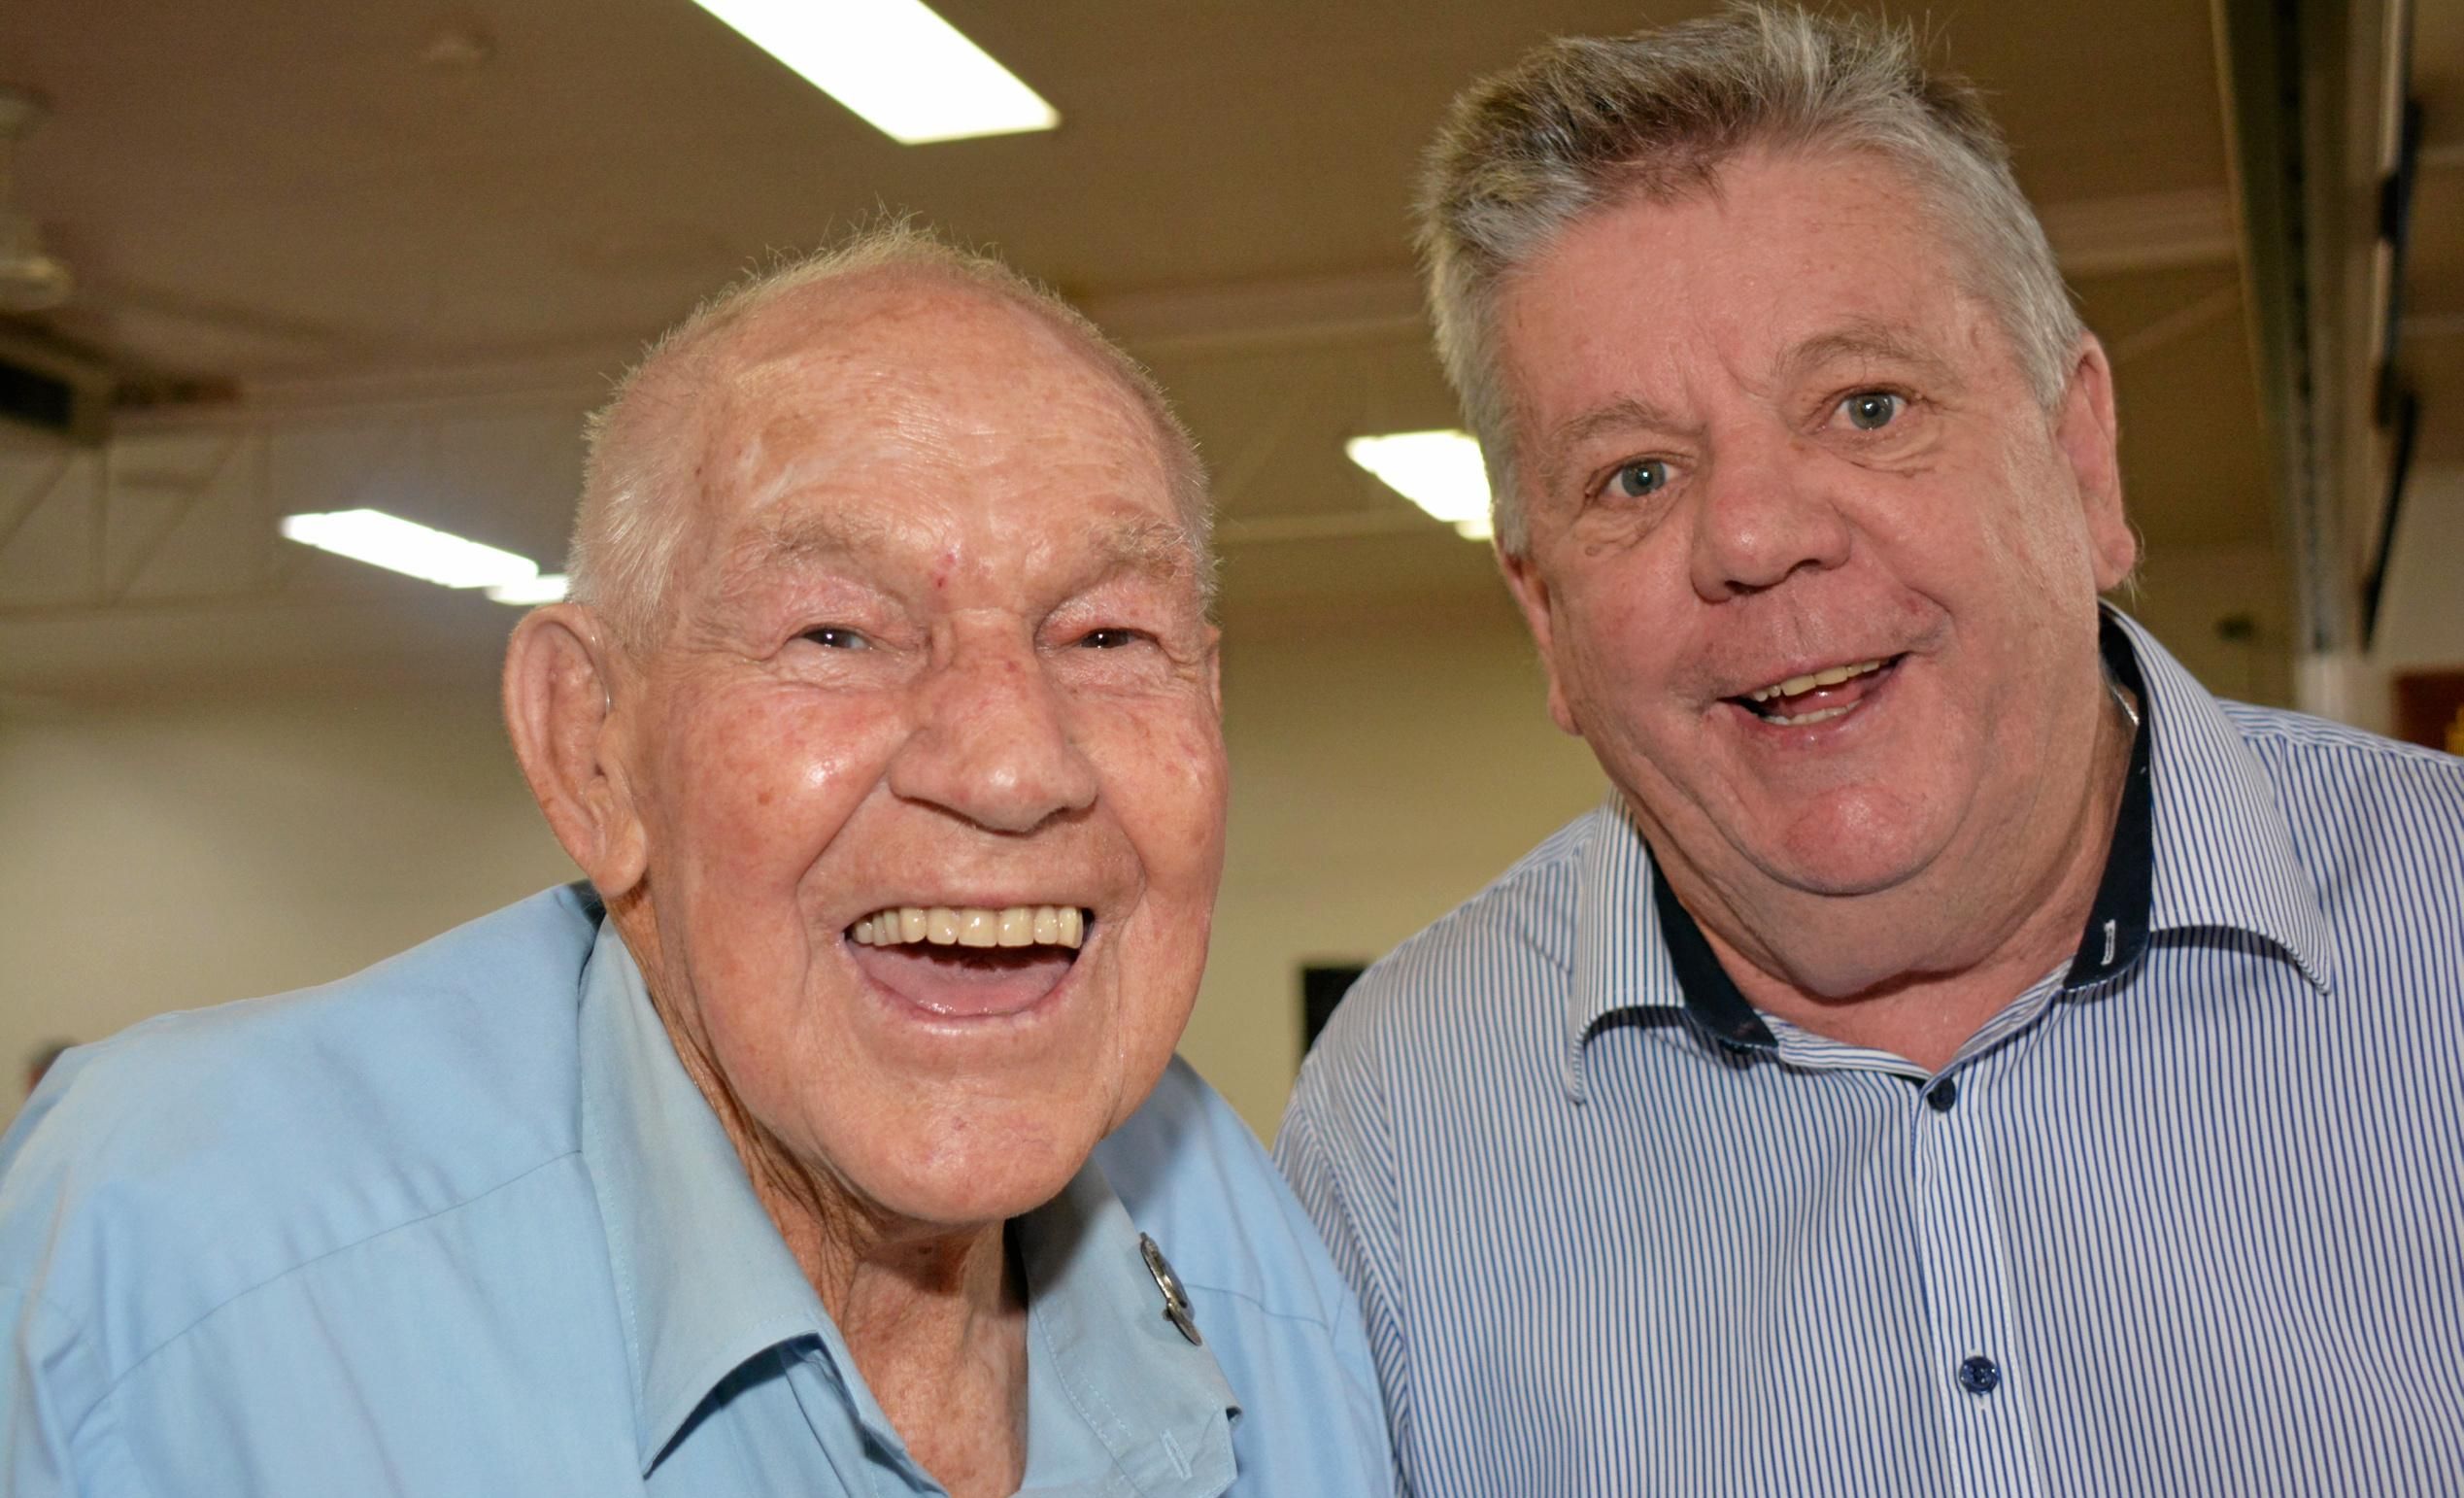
[568,226,1210,652]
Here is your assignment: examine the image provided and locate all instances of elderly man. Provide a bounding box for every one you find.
[1277,8,2464,1494]
[0,229,1388,1496]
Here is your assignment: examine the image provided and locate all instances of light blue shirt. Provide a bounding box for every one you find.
[1,891,1389,1496]
[1278,613,2464,1495]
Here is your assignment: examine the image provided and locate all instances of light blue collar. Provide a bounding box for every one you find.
[575,918,1237,1493]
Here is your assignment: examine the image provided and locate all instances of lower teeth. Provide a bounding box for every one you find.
[1768,705,1852,726]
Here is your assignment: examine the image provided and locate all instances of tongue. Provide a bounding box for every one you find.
[850,941,1075,1017]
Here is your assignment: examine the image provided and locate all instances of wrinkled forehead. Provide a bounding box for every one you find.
[721,500,1207,604]
[662,286,1197,592]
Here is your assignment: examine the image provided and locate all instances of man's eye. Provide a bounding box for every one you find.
[1841,392,1904,430]
[1608,460,1670,499]
[802,626,868,650]
[1078,628,1145,650]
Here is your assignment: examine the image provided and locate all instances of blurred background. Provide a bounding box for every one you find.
[1,0,2456,1135]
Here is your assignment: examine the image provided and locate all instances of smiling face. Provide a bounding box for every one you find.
[1497,149,2135,991]
[592,276,1226,1232]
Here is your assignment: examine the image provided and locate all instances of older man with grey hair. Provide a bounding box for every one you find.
[0,227,1390,1498]
[1278,7,2464,1494]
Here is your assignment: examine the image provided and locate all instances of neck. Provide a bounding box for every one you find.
[1661,679,2138,1073]
[613,902,1030,1496]
[741,1121,1032,1498]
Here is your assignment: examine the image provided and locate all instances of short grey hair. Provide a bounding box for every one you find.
[1420,3,2086,556]
[567,221,1210,649]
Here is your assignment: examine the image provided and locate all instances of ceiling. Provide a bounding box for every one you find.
[0,0,2362,699]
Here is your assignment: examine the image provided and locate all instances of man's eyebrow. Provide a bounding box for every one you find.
[1783,323,1964,388]
[1539,395,1687,494]
[1084,517,1212,603]
[729,508,894,575]
[709,509,895,610]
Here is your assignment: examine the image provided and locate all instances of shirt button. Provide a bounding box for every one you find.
[1926,1078,1959,1113]
[1957,1354,2002,1396]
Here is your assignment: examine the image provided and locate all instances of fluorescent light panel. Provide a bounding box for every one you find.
[280,509,559,606]
[485,573,570,606]
[691,0,1059,145]
[1344,430,1495,541]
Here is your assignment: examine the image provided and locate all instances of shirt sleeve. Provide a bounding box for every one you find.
[1275,1027,1412,1496]
[1,1286,91,1498]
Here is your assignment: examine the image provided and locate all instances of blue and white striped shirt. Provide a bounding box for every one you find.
[1276,614,2464,1495]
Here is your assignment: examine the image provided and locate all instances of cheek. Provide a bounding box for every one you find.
[1086,702,1227,1042]
[1551,559,1685,730]
[654,691,900,890]
[1086,695,1229,868]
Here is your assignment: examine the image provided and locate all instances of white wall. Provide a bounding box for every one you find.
[1197,589,1605,1133]
[0,680,578,1132]
[2124,540,2298,706]
[0,588,1604,1140]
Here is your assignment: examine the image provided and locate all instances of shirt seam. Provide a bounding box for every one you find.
[1175,1279,1342,1337]
[87,1146,585,1409]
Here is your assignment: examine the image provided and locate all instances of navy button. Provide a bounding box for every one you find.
[1957,1354,2002,1395]
[1927,1078,1959,1113]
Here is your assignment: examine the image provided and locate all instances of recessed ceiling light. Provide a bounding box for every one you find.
[484,573,570,606]
[689,0,1059,145]
[280,509,546,594]
[1344,430,1494,541]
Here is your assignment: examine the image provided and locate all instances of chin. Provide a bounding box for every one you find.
[858,1106,1106,1229]
[1759,794,1949,899]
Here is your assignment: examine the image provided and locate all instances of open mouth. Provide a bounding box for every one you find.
[1726,655,1904,728]
[845,904,1092,1019]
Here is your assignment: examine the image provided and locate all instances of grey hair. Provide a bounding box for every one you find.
[566,221,1211,648]
[1420,2,2086,556]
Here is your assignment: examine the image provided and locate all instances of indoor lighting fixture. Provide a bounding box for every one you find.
[1344,429,1495,541]
[483,573,570,606]
[280,509,555,606]
[689,0,1059,145]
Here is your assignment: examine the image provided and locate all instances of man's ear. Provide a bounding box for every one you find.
[503,606,650,899]
[1499,545,1582,738]
[2053,335,2136,591]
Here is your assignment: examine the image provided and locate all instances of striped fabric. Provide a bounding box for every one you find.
[1276,614,2464,1496]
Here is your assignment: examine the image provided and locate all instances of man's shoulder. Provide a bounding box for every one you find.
[1096,1058,1356,1332]
[2217,698,2464,851]
[1097,1063,1393,1496]
[2220,696,2464,781]
[1316,803,1603,1061]
[0,887,603,1373]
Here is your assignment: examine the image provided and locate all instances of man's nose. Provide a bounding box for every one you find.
[887,629,1101,834]
[1686,435,1854,600]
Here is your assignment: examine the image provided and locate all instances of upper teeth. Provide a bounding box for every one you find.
[851,904,1086,949]
[1747,659,1885,702]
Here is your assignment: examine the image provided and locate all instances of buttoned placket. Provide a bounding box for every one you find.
[1751,1006,2043,1492]
[1907,1041,2049,1497]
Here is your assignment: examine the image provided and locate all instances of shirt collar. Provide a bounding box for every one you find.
[1016,1167,1241,1495]
[1564,607,2335,1093]
[2114,609,2337,990]
[575,913,1239,1491]
[1563,794,1685,1102]
[575,914,845,1472]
